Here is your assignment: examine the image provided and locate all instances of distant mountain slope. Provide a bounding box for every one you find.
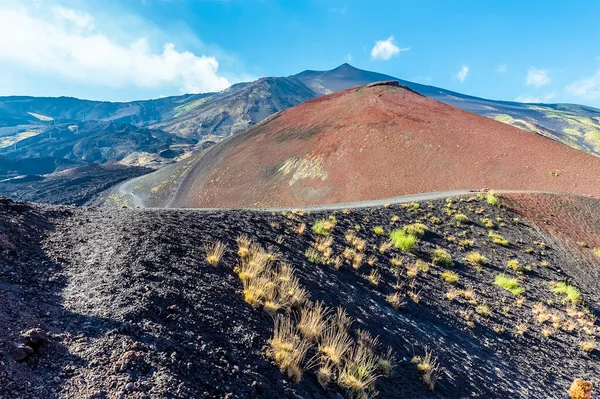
[0,121,196,165]
[0,93,211,128]
[1,64,599,156]
[152,77,317,138]
[167,82,600,208]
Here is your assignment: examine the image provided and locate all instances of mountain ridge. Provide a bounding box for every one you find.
[1,64,599,158]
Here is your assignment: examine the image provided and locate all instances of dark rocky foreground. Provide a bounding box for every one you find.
[0,194,599,398]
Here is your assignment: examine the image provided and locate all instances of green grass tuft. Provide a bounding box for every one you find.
[494,274,524,296]
[550,282,581,305]
[389,230,417,252]
[488,231,509,246]
[312,219,334,236]
[486,191,501,207]
[432,248,453,266]
[402,223,429,237]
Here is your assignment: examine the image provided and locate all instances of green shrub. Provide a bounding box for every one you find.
[486,191,501,207]
[594,248,600,257]
[402,223,429,237]
[312,219,334,236]
[454,214,469,224]
[464,252,487,268]
[432,248,453,266]
[390,230,417,252]
[494,274,524,296]
[507,259,522,272]
[488,231,509,246]
[550,282,581,305]
[441,271,459,284]
[373,226,384,235]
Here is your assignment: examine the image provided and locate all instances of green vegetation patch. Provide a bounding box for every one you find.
[390,230,417,252]
[494,274,524,296]
[550,282,581,305]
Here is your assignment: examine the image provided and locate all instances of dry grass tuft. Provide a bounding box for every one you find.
[297,301,328,341]
[338,344,380,396]
[569,379,593,399]
[412,347,441,390]
[268,314,312,382]
[205,241,226,266]
[386,292,406,309]
[318,323,353,365]
[236,235,253,258]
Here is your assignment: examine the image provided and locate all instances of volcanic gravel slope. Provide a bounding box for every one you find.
[2,193,600,398]
[167,81,600,208]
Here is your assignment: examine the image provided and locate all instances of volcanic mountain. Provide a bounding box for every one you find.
[167,81,600,208]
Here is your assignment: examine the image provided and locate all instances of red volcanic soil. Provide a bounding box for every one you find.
[504,193,600,262]
[171,81,600,208]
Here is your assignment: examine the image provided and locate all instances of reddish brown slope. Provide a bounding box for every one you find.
[171,81,600,208]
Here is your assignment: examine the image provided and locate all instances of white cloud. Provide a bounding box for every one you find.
[370,36,409,60]
[526,67,550,87]
[566,69,600,100]
[0,4,231,94]
[344,53,352,62]
[456,65,469,82]
[515,94,540,103]
[515,92,556,103]
[52,6,95,30]
[496,64,507,73]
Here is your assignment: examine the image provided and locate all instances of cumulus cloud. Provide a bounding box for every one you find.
[496,64,507,73]
[515,92,556,103]
[566,70,600,100]
[0,4,231,94]
[526,67,550,87]
[371,36,409,60]
[456,65,469,82]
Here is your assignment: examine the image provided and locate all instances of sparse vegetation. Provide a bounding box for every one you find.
[318,324,353,365]
[402,223,429,237]
[441,271,459,285]
[268,314,311,382]
[373,226,384,235]
[551,282,581,305]
[594,247,600,258]
[312,219,335,236]
[475,304,491,316]
[368,269,381,287]
[455,214,469,224]
[489,231,509,246]
[432,248,453,266]
[464,252,487,269]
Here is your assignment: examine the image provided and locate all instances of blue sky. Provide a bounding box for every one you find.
[1,0,599,107]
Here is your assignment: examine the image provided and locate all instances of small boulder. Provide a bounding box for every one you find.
[11,344,34,362]
[20,328,48,349]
